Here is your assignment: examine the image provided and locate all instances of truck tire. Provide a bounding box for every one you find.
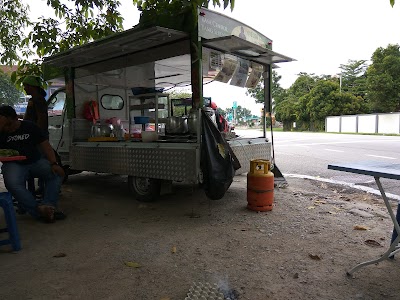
[128,176,161,202]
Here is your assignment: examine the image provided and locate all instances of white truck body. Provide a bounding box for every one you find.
[44,8,293,201]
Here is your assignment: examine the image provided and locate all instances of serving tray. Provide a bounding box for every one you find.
[0,156,27,162]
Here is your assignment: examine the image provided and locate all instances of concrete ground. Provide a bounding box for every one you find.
[1,172,400,300]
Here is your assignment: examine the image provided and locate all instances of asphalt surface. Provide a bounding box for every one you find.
[235,128,400,198]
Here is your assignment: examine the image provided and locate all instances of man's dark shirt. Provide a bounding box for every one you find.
[0,121,46,164]
[24,94,49,137]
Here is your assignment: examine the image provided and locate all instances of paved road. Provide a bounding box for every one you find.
[235,128,400,198]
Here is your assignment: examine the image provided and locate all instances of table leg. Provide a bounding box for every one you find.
[347,177,400,276]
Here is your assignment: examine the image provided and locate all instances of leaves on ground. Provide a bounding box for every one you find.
[354,225,369,230]
[308,254,321,260]
[125,261,141,268]
[53,252,66,258]
[364,239,382,247]
[314,200,327,204]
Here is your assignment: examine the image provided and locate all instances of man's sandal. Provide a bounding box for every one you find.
[37,205,55,223]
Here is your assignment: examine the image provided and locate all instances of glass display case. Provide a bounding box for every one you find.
[129,93,169,135]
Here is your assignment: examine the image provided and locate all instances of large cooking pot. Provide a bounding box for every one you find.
[166,116,188,134]
[91,121,114,137]
[188,108,199,134]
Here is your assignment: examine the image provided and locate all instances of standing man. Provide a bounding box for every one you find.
[22,75,49,196]
[0,105,64,223]
[22,75,48,137]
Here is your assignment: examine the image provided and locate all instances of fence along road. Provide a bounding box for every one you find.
[326,112,400,134]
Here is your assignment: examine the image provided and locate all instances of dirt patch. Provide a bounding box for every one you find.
[1,173,400,299]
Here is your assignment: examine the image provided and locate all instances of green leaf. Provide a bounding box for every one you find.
[230,0,235,10]
[124,261,141,268]
[10,71,17,84]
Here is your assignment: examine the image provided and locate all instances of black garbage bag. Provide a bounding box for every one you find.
[201,110,241,200]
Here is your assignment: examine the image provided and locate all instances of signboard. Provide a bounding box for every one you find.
[245,63,263,88]
[230,58,249,88]
[214,55,237,83]
[198,8,272,50]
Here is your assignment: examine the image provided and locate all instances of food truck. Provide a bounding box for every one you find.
[43,7,293,201]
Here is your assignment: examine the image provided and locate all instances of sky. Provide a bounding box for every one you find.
[30,0,400,114]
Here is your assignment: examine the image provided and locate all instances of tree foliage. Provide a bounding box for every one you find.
[133,0,234,11]
[272,72,365,131]
[0,71,22,106]
[0,1,31,65]
[366,44,400,112]
[339,59,368,98]
[221,105,252,124]
[243,44,400,131]
[1,0,234,65]
[302,80,362,130]
[1,0,124,66]
[1,0,234,84]
[31,0,124,57]
[168,90,192,115]
[246,70,285,111]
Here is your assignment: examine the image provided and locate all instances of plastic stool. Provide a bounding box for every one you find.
[0,192,21,251]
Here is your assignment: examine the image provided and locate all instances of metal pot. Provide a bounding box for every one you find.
[165,116,188,134]
[91,122,114,137]
[188,108,199,134]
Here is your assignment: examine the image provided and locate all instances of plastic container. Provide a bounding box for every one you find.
[141,131,158,142]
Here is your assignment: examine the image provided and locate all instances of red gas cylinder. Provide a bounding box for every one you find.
[247,159,274,212]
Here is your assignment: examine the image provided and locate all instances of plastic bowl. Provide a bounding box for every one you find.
[141,131,158,142]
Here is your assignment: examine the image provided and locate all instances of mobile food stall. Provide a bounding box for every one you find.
[43,7,293,201]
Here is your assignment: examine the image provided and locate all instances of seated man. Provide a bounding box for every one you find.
[0,105,65,223]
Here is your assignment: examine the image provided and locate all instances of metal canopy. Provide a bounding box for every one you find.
[43,27,189,68]
[202,35,295,66]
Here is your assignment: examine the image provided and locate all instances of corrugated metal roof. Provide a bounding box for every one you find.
[43,27,189,69]
[203,35,295,65]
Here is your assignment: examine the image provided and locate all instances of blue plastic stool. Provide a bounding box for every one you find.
[0,192,21,251]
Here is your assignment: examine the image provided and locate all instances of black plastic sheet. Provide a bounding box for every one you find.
[201,110,241,200]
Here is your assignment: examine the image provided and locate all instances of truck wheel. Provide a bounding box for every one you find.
[128,176,161,202]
